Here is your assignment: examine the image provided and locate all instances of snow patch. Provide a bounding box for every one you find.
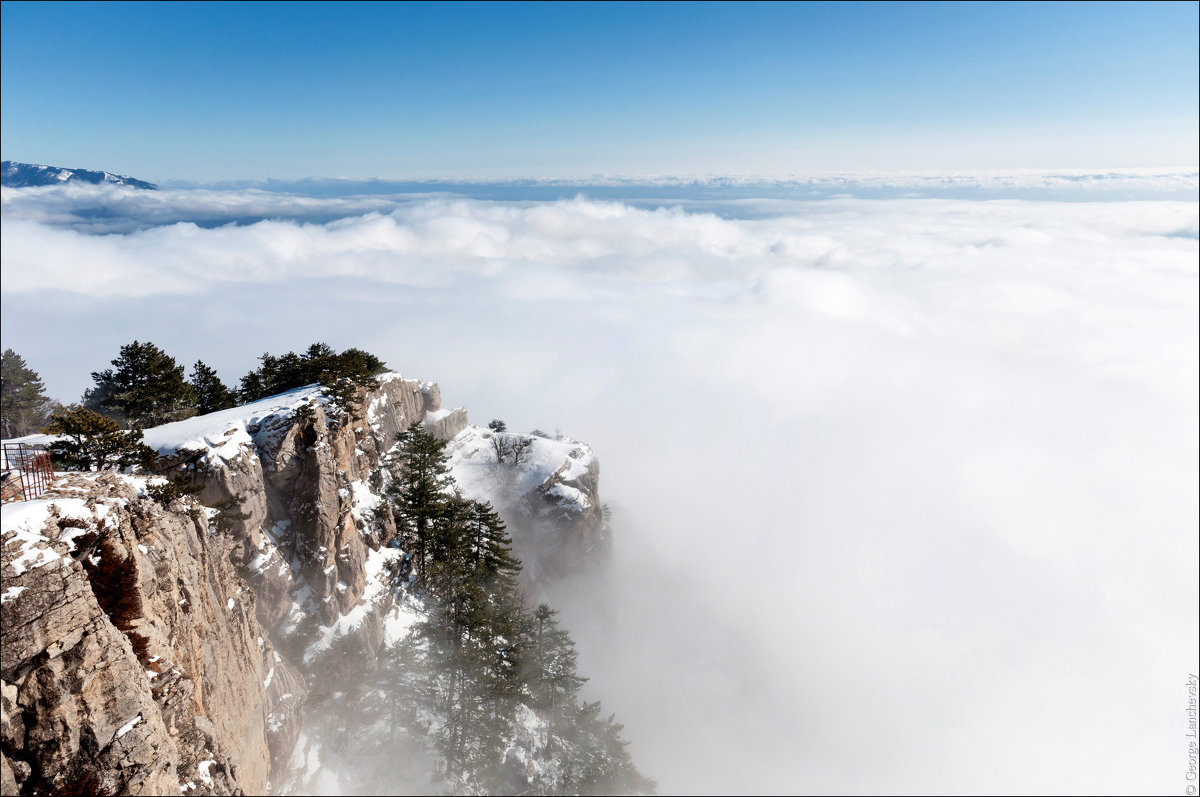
[142,383,329,462]
[446,425,595,512]
[1,500,72,575]
[197,759,216,786]
[116,714,142,739]
[1,586,28,604]
[304,546,401,664]
[348,479,383,523]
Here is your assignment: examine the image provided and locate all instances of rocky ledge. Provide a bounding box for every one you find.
[1,374,606,795]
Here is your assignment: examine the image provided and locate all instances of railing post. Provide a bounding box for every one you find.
[1,443,55,502]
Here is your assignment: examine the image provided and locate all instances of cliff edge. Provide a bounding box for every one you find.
[1,374,605,795]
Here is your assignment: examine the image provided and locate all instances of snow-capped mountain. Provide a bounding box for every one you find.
[1,160,156,189]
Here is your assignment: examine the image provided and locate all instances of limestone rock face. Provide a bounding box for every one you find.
[1,374,604,794]
[151,376,449,646]
[423,407,469,441]
[262,652,305,773]
[1,474,271,796]
[526,445,607,577]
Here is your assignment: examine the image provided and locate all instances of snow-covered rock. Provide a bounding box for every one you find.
[1,160,156,189]
[1,373,607,793]
[447,426,607,581]
[1,473,269,795]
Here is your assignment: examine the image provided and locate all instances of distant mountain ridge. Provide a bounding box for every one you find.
[1,159,156,189]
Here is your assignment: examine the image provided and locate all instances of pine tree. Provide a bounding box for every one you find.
[516,603,656,794]
[387,425,528,790]
[237,343,384,412]
[383,422,654,794]
[315,355,377,420]
[523,603,587,751]
[562,701,658,796]
[463,500,522,595]
[1,349,53,438]
[44,407,157,471]
[333,346,387,376]
[237,366,267,404]
[85,341,197,427]
[418,593,510,789]
[386,423,455,585]
[436,498,526,700]
[416,501,525,792]
[189,360,237,415]
[262,350,309,395]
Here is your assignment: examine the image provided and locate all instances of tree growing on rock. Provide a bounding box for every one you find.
[491,432,533,467]
[383,423,655,794]
[44,406,157,471]
[386,422,455,584]
[315,352,383,420]
[238,343,386,416]
[84,341,196,427]
[189,360,237,415]
[146,474,205,506]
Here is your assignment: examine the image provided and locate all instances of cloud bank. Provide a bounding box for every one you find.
[2,186,1196,793]
[4,166,1197,234]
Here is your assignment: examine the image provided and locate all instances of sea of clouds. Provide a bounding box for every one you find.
[3,165,1198,234]
[2,176,1197,793]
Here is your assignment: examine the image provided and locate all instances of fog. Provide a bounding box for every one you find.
[2,180,1197,793]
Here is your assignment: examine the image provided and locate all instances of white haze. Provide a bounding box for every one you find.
[2,183,1197,793]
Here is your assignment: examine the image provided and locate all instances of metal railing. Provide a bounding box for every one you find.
[1,443,55,503]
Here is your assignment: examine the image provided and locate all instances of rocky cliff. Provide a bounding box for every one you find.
[1,374,604,795]
[1,474,270,796]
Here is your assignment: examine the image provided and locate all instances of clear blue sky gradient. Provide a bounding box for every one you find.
[1,1,1197,180]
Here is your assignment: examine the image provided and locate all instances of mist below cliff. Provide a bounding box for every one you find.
[3,184,1197,792]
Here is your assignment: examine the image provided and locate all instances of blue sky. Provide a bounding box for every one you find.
[1,1,1197,180]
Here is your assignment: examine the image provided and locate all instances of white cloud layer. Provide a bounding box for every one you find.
[3,165,1197,234]
[2,186,1197,793]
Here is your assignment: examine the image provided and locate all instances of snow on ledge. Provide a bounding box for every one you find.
[115,714,143,739]
[141,371,421,463]
[446,425,595,509]
[1,498,100,576]
[303,545,403,664]
[142,384,327,462]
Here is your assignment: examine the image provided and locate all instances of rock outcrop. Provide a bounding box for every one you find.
[446,426,607,581]
[1,374,604,795]
[1,475,268,796]
[146,376,456,641]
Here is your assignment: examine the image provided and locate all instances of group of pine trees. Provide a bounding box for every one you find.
[80,340,386,428]
[1,342,386,471]
[378,424,654,794]
[237,342,386,407]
